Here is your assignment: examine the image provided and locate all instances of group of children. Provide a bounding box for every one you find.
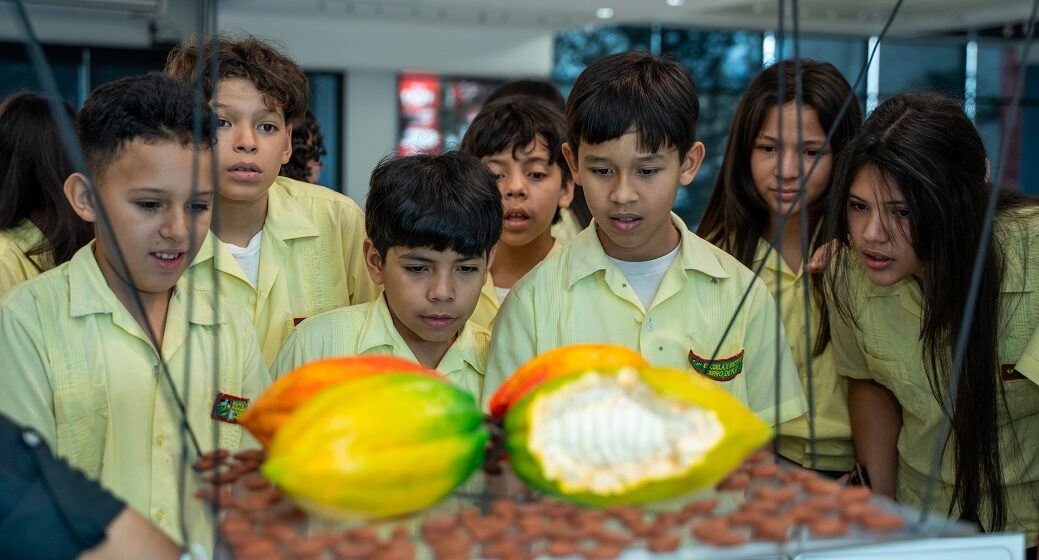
[0,32,1036,556]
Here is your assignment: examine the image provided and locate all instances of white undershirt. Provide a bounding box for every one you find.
[223,231,262,287]
[606,243,681,310]
[495,286,510,303]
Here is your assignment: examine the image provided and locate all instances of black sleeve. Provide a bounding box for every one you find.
[0,415,125,560]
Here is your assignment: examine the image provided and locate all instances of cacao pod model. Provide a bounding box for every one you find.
[262,373,489,519]
[505,365,772,506]
[240,356,434,447]
[488,343,647,417]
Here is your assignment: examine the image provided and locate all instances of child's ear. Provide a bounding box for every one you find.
[557,176,576,209]
[64,173,97,223]
[280,123,293,165]
[562,142,581,185]
[485,245,497,272]
[363,238,386,285]
[679,141,706,186]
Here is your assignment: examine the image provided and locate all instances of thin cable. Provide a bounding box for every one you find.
[771,0,787,457]
[918,0,1039,526]
[10,0,203,458]
[790,0,818,471]
[704,0,904,374]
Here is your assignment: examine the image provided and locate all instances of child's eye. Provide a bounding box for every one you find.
[894,208,910,218]
[590,168,613,177]
[804,148,823,158]
[457,265,480,274]
[404,265,429,274]
[187,202,211,214]
[258,123,278,133]
[528,172,547,181]
[848,202,867,212]
[136,201,162,211]
[757,144,777,154]
[492,173,505,182]
[637,168,660,177]
[216,117,231,128]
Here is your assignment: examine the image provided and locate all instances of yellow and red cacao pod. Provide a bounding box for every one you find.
[505,365,771,506]
[240,356,435,447]
[488,343,647,417]
[262,373,488,519]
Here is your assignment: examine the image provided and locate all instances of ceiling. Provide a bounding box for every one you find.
[219,0,1036,37]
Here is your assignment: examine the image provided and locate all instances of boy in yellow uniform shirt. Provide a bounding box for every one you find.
[485,52,807,425]
[0,74,270,544]
[166,36,378,366]
[272,152,502,402]
[460,95,573,329]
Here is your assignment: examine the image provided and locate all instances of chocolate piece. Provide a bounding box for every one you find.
[240,472,271,491]
[716,472,751,490]
[544,540,580,557]
[804,478,842,495]
[838,486,872,504]
[584,545,622,559]
[748,463,780,478]
[753,518,792,542]
[232,537,277,557]
[233,448,265,462]
[858,512,905,531]
[647,532,681,552]
[809,517,848,537]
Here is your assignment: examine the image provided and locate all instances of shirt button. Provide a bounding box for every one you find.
[21,430,41,447]
[646,320,655,331]
[154,509,166,522]
[155,434,166,447]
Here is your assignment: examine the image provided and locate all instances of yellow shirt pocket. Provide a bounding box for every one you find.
[53,381,109,478]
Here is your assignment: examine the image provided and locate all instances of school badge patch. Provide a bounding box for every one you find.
[688,348,745,381]
[1000,364,1025,381]
[211,393,250,424]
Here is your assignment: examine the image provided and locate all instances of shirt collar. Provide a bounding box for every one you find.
[567,212,729,288]
[358,294,486,374]
[191,177,319,267]
[68,242,225,326]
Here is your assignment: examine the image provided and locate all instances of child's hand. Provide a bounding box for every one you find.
[807,240,839,274]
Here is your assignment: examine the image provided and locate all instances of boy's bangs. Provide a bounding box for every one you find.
[398,209,497,258]
[574,88,682,155]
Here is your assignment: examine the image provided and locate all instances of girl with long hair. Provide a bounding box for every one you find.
[0,92,92,295]
[825,92,1039,550]
[698,59,863,474]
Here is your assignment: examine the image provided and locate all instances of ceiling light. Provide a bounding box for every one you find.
[667,0,685,6]
[596,7,614,19]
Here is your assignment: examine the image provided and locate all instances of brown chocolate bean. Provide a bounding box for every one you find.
[593,528,634,547]
[240,472,271,491]
[858,512,905,531]
[264,521,299,543]
[746,449,771,464]
[749,463,781,478]
[336,540,379,560]
[809,517,848,537]
[682,497,719,516]
[838,485,872,504]
[692,521,747,547]
[647,533,681,552]
[544,540,579,557]
[716,472,751,490]
[802,496,839,512]
[742,499,781,515]
[232,537,277,557]
[805,478,842,496]
[753,518,792,542]
[584,546,622,559]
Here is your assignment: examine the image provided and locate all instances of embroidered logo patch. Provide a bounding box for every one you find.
[293,317,308,327]
[1000,363,1025,381]
[688,348,745,381]
[211,393,250,424]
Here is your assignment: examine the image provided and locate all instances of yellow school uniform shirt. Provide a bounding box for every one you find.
[0,243,271,545]
[830,212,1039,546]
[753,240,854,471]
[187,176,379,366]
[550,207,583,246]
[0,220,53,297]
[1019,326,1039,385]
[271,294,490,402]
[470,241,562,330]
[485,213,808,425]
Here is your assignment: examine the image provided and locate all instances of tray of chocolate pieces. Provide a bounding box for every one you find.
[193,447,977,560]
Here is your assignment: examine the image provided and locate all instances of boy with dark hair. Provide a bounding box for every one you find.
[485,52,807,425]
[460,95,573,328]
[272,152,502,401]
[0,73,269,544]
[166,35,378,366]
